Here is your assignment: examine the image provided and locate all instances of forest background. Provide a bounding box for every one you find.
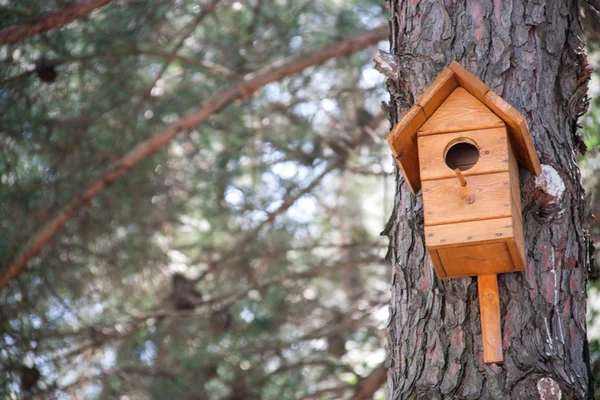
[0,1,599,399]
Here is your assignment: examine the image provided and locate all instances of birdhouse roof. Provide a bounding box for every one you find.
[387,61,541,194]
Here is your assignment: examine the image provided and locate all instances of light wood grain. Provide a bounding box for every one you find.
[418,88,504,136]
[484,90,541,176]
[477,274,504,364]
[429,249,447,279]
[410,61,540,175]
[425,217,514,249]
[422,172,512,226]
[507,214,526,272]
[437,242,514,278]
[425,217,525,278]
[387,104,427,193]
[506,142,526,270]
[448,61,489,103]
[417,68,459,117]
[509,160,526,272]
[418,127,509,181]
[507,142,522,212]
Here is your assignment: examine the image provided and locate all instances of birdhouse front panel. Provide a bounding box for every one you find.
[419,109,526,279]
[421,172,512,226]
[385,62,542,281]
[418,127,510,180]
[386,62,540,281]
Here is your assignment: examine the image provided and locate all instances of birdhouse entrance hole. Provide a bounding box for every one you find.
[444,140,479,171]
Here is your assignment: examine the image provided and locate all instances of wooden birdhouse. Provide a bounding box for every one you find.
[387,62,541,364]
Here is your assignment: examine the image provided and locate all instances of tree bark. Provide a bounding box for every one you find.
[383,1,593,399]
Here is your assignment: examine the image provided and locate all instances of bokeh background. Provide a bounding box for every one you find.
[0,1,598,399]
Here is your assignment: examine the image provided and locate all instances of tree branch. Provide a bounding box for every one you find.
[349,365,387,400]
[214,160,341,273]
[0,25,387,289]
[130,0,221,111]
[0,0,113,45]
[580,0,600,46]
[299,384,352,400]
[0,48,234,86]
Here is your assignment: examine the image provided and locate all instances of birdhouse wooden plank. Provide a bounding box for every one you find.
[424,217,514,248]
[386,61,541,365]
[448,61,490,103]
[417,88,504,135]
[478,274,503,364]
[422,172,512,226]
[437,242,514,277]
[417,68,458,117]
[386,104,426,194]
[418,128,509,180]
[484,91,542,175]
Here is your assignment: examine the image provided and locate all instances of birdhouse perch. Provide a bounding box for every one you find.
[386,62,541,364]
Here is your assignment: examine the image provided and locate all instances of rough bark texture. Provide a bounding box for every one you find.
[383,1,593,399]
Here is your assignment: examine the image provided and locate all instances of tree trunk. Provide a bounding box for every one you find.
[383,1,593,399]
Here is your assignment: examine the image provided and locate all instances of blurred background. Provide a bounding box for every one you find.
[0,1,598,399]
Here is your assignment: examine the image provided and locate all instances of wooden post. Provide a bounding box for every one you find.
[477,274,503,364]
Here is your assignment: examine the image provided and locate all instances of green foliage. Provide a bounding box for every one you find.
[0,1,390,399]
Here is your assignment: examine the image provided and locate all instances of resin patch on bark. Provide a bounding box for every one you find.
[534,164,565,205]
[537,377,562,400]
